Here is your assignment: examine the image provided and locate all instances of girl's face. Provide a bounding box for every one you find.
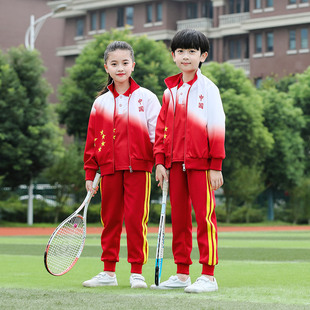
[104,49,135,86]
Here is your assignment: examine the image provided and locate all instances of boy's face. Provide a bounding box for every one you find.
[172,48,208,74]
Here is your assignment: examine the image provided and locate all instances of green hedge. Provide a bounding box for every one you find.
[0,197,266,224]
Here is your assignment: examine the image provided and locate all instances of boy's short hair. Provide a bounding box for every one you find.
[170,29,210,54]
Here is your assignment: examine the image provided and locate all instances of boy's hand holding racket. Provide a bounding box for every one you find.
[155,164,168,189]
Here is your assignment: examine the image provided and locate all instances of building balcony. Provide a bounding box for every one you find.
[219,12,250,27]
[177,18,213,33]
[226,58,250,76]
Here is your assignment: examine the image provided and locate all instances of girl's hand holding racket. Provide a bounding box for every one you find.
[86,180,99,196]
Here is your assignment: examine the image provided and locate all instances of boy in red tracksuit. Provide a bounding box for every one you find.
[83,41,161,288]
[152,29,225,293]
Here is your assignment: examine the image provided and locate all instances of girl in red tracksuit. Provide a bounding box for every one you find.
[83,41,161,289]
[153,29,225,293]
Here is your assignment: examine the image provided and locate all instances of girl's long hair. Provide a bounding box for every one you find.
[96,41,135,98]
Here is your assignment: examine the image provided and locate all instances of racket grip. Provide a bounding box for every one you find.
[92,173,101,189]
[162,178,169,204]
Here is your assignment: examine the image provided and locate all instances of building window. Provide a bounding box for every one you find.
[100,12,106,29]
[244,0,250,12]
[76,18,84,36]
[126,7,134,25]
[202,0,213,18]
[300,0,308,3]
[288,0,296,4]
[289,30,296,50]
[255,77,263,88]
[186,2,198,19]
[266,32,274,52]
[208,40,213,61]
[255,0,262,9]
[245,37,249,57]
[266,0,273,7]
[229,0,234,13]
[156,3,162,21]
[146,4,152,23]
[117,8,124,27]
[90,12,97,31]
[301,28,308,49]
[229,39,242,59]
[255,33,262,53]
[229,41,234,59]
[236,0,242,13]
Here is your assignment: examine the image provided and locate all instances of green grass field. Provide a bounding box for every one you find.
[0,229,310,310]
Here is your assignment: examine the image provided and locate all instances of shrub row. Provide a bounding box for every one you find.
[0,197,267,224]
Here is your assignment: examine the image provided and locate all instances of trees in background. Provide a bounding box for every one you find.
[287,68,310,224]
[203,63,274,222]
[0,47,63,187]
[43,143,85,223]
[58,29,177,141]
[1,30,310,224]
[0,46,64,225]
[259,87,305,221]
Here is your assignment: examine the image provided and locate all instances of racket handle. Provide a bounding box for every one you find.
[92,173,101,189]
[162,173,169,204]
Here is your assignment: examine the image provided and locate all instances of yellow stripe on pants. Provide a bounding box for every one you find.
[141,172,151,264]
[206,171,217,265]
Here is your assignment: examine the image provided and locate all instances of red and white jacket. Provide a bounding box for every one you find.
[84,78,161,180]
[154,69,225,171]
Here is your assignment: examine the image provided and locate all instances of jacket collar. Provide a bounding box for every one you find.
[164,69,200,89]
[107,77,140,97]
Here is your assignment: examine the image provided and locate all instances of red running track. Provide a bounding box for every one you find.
[0,225,309,236]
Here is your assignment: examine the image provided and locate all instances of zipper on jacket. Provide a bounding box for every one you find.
[127,94,133,173]
[182,84,193,173]
[170,89,176,166]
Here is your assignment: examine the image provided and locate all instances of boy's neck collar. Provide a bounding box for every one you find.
[165,69,200,88]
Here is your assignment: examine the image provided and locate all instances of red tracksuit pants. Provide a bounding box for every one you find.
[100,171,150,274]
[169,163,218,276]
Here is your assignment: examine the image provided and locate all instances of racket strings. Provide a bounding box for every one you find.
[46,216,85,275]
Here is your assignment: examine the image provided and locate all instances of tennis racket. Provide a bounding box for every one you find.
[44,173,101,276]
[155,176,169,286]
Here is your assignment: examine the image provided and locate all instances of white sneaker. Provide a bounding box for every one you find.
[82,272,118,287]
[130,273,147,288]
[184,276,218,293]
[150,275,191,290]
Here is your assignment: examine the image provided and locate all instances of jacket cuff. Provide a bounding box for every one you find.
[209,158,223,171]
[155,153,165,166]
[85,169,97,181]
